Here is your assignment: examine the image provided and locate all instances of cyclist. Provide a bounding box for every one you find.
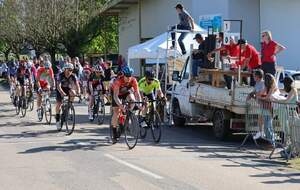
[110,66,142,144]
[7,61,18,99]
[36,61,55,117]
[88,65,105,121]
[81,62,92,101]
[27,60,37,97]
[138,71,166,127]
[15,60,32,107]
[103,61,115,93]
[55,63,80,129]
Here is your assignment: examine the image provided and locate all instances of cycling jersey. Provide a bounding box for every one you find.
[17,66,31,79]
[138,77,160,95]
[37,67,54,88]
[58,73,77,89]
[111,76,138,96]
[8,66,17,77]
[82,67,92,81]
[104,68,112,81]
[89,73,104,91]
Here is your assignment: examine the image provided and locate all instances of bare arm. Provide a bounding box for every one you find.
[189,16,194,30]
[134,90,142,103]
[275,43,286,55]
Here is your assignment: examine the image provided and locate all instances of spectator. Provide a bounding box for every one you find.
[257,73,279,145]
[261,30,286,76]
[191,33,212,79]
[238,39,261,86]
[170,3,194,55]
[209,36,240,89]
[247,69,265,140]
[247,69,265,100]
[277,76,298,157]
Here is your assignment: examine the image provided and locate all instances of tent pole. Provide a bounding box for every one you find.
[156,58,159,78]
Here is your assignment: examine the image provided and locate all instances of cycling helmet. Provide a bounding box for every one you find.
[27,61,33,68]
[44,61,51,69]
[94,65,103,72]
[19,60,26,67]
[121,66,134,77]
[145,71,155,80]
[63,63,74,70]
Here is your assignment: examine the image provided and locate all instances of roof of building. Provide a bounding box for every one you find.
[99,0,138,16]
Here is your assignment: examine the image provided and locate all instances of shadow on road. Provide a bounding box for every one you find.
[250,170,300,184]
[18,138,110,154]
[0,121,42,128]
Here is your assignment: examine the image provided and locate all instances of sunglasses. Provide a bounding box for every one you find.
[147,78,154,81]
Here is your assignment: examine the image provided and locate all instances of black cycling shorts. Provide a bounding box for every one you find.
[17,77,25,86]
[143,93,155,101]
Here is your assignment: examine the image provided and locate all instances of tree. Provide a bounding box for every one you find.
[0,0,118,62]
[0,0,26,58]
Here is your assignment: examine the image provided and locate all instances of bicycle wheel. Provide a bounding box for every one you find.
[98,99,105,125]
[91,99,99,122]
[15,97,20,115]
[20,97,27,117]
[151,111,162,143]
[29,98,34,111]
[58,111,64,132]
[138,111,147,139]
[44,99,52,124]
[37,107,44,122]
[65,104,75,135]
[124,113,140,149]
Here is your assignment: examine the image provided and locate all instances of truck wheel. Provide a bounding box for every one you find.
[172,100,186,127]
[213,110,230,140]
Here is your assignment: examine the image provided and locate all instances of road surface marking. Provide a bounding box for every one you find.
[104,153,163,180]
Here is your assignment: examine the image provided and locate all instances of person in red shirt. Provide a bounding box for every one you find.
[36,61,55,114]
[110,66,142,144]
[238,39,261,70]
[261,30,286,76]
[238,39,262,86]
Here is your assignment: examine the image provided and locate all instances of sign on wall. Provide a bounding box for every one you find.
[199,14,222,32]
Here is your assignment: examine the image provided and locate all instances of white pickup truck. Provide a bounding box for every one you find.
[170,57,288,140]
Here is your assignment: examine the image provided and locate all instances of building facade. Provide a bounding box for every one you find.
[100,0,300,75]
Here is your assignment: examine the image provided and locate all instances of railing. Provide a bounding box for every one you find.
[240,98,300,160]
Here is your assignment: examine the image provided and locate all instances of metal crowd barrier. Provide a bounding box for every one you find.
[240,98,300,160]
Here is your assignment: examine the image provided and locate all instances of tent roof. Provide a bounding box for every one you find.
[128,25,206,60]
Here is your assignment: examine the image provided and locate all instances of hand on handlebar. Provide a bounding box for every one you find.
[119,104,126,113]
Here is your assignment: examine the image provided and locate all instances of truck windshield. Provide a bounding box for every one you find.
[180,57,190,80]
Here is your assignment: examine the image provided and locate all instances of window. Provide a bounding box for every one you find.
[180,57,190,80]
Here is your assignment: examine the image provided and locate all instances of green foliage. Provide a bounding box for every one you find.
[0,0,119,60]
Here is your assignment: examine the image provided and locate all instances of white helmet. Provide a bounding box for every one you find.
[94,65,103,72]
[64,63,74,70]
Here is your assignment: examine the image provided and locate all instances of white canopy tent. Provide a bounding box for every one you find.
[128,25,206,77]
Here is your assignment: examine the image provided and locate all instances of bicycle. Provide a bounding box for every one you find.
[18,84,29,117]
[90,90,105,125]
[27,87,34,111]
[110,101,142,149]
[57,96,76,135]
[37,90,52,124]
[139,98,163,143]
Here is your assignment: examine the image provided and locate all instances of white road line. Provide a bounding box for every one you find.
[104,153,163,180]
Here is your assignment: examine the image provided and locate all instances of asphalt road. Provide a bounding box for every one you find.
[0,85,299,190]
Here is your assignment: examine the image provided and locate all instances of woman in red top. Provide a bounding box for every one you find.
[261,30,286,76]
